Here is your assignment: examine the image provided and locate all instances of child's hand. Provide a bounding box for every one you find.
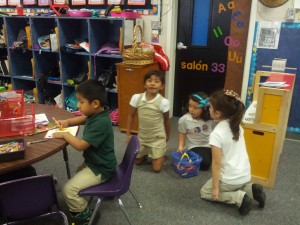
[177,147,184,154]
[212,187,220,201]
[166,134,170,142]
[57,120,68,129]
[52,117,68,130]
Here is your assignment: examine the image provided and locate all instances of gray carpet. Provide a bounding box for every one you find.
[33,117,300,225]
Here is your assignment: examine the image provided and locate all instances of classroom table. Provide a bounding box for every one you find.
[0,104,77,179]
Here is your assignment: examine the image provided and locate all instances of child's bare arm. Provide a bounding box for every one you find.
[52,132,90,151]
[178,132,186,153]
[126,106,137,143]
[211,145,222,201]
[65,115,86,126]
[163,111,171,141]
[54,115,86,129]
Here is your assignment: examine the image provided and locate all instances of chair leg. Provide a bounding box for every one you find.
[118,198,136,225]
[62,147,71,179]
[88,197,102,225]
[129,188,142,208]
[58,211,69,225]
[87,196,94,206]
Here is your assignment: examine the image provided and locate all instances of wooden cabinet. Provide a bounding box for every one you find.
[116,62,160,133]
[242,71,295,188]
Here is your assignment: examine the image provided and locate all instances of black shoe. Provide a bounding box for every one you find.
[252,184,266,208]
[238,194,252,216]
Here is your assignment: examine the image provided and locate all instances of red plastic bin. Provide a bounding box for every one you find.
[0,103,35,138]
[0,90,24,119]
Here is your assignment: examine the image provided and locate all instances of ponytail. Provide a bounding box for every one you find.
[229,100,245,141]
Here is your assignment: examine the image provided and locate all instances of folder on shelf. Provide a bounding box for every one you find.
[0,60,9,75]
[265,72,295,91]
[31,58,35,79]
[50,33,58,52]
[2,24,6,46]
[25,26,32,49]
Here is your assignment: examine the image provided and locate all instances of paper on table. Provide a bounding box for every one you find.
[45,126,79,138]
[35,113,49,126]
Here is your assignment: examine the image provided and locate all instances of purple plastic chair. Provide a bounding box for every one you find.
[79,135,142,225]
[0,174,68,225]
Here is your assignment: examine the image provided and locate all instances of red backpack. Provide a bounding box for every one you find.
[153,44,170,71]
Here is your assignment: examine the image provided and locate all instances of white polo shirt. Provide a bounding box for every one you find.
[209,120,251,185]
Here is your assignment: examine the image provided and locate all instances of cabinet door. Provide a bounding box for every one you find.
[244,128,276,180]
[117,63,159,133]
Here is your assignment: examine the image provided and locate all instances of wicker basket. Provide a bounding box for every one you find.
[122,25,154,65]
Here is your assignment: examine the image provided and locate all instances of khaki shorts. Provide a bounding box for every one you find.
[137,145,166,159]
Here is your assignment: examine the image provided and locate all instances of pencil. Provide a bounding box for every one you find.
[27,139,48,145]
[52,117,63,130]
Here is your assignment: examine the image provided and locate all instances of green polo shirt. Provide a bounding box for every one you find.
[82,108,116,180]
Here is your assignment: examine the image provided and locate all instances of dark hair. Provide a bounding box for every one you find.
[76,79,107,106]
[209,89,245,141]
[185,92,211,121]
[143,70,165,84]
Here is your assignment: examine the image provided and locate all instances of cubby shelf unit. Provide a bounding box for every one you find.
[1,16,124,108]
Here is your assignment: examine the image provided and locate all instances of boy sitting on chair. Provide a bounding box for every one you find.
[53,80,117,225]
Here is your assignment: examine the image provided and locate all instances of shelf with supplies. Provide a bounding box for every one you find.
[0,16,139,109]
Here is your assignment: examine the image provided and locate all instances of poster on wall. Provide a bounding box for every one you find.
[0,0,6,6]
[128,0,145,5]
[88,0,104,5]
[23,0,36,5]
[53,0,66,4]
[38,0,51,6]
[72,0,85,5]
[107,0,124,4]
[256,22,281,49]
[7,0,20,5]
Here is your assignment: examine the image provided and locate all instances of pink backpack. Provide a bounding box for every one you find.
[109,108,119,126]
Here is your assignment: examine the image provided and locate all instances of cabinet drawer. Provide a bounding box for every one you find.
[244,128,276,179]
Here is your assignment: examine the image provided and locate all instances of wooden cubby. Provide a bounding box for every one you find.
[1,16,125,108]
[242,71,295,188]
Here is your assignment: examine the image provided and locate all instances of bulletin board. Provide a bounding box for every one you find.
[0,0,157,15]
[246,22,300,134]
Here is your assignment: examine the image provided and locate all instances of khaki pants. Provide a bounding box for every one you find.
[137,145,166,159]
[200,178,253,207]
[63,163,102,212]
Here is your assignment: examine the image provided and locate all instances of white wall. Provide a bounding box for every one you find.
[139,0,176,116]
